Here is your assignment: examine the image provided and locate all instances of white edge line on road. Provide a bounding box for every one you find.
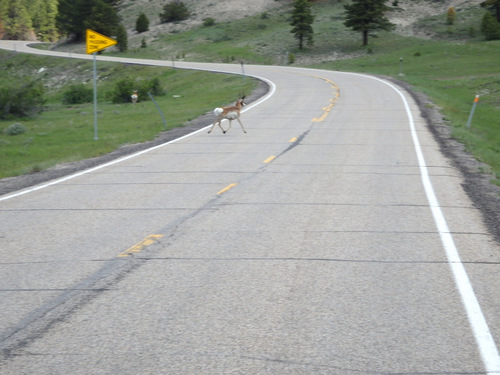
[361,73,500,375]
[1,44,498,373]
[0,45,276,202]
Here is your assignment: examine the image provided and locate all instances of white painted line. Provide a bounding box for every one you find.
[369,74,500,375]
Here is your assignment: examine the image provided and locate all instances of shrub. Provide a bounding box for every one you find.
[203,18,215,27]
[107,77,165,104]
[446,7,456,25]
[159,1,190,23]
[62,84,93,105]
[5,123,27,135]
[0,81,45,119]
[107,78,135,104]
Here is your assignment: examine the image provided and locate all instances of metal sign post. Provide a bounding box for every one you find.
[92,53,98,140]
[86,29,117,140]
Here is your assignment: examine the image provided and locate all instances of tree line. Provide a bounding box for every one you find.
[0,0,58,41]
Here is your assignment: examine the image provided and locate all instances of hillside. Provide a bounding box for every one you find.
[120,0,484,49]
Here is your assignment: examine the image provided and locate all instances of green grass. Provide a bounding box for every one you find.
[313,39,500,183]
[0,54,257,178]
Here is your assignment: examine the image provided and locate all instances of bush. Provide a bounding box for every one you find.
[159,1,190,23]
[203,18,215,27]
[5,123,27,136]
[107,77,165,104]
[62,84,93,104]
[446,7,456,25]
[0,81,45,119]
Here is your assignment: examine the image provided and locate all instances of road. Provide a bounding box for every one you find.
[1,41,500,374]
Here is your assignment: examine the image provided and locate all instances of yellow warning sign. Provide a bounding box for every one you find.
[86,29,117,54]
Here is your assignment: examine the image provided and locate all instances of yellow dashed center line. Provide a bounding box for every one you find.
[311,75,340,122]
[118,234,164,257]
[263,155,276,163]
[217,183,238,195]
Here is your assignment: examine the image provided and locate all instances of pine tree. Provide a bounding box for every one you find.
[57,0,91,41]
[160,1,190,23]
[481,0,500,22]
[290,0,315,50]
[2,0,33,40]
[57,0,120,42]
[344,0,395,46]
[0,14,4,39]
[481,11,500,40]
[83,0,120,38]
[136,12,149,33]
[30,0,58,41]
[116,23,127,51]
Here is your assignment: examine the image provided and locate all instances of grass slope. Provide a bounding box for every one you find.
[0,53,256,178]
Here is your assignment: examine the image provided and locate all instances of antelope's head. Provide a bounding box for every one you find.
[237,96,246,107]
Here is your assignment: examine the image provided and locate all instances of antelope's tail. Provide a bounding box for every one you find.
[214,108,223,116]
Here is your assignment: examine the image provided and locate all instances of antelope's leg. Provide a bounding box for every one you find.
[224,120,232,133]
[208,121,217,133]
[236,118,247,133]
[218,120,227,134]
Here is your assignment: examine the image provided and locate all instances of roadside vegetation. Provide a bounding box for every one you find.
[0,52,256,178]
[0,0,499,187]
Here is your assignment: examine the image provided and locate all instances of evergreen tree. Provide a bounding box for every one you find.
[0,0,58,41]
[83,0,120,38]
[57,0,121,42]
[344,0,395,46]
[481,11,500,40]
[56,0,91,41]
[0,13,4,39]
[116,23,127,51]
[2,0,33,40]
[136,12,149,33]
[481,0,500,22]
[160,1,190,23]
[290,0,315,50]
[30,0,58,41]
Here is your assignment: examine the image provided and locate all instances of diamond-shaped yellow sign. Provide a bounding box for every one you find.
[86,29,117,54]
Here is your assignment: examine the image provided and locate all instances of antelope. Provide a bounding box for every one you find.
[208,97,247,134]
[131,90,138,104]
